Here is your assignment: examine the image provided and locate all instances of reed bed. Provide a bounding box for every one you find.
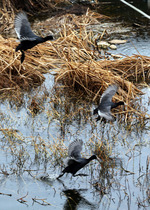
[0,3,149,208]
[0,36,46,95]
[0,11,105,94]
[0,10,149,120]
[0,0,98,36]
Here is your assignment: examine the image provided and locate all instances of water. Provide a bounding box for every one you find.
[108,36,150,56]
[0,1,150,209]
[0,85,149,209]
[97,0,150,20]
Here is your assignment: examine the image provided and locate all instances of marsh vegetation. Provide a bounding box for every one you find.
[0,0,149,209]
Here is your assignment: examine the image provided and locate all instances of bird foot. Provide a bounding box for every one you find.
[96,116,101,122]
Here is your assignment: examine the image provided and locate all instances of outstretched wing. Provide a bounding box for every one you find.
[100,85,118,104]
[68,139,83,160]
[15,12,38,41]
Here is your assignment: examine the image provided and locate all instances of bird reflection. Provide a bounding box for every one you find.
[63,189,97,210]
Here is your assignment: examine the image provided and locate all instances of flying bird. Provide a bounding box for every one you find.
[57,139,97,179]
[15,11,53,63]
[93,85,125,121]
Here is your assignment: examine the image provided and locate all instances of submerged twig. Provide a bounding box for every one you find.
[0,192,12,196]
[17,192,28,203]
[32,197,51,206]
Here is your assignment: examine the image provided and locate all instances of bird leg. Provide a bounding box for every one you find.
[96,116,101,122]
[73,173,88,177]
[96,116,105,123]
[21,50,25,63]
[57,172,64,179]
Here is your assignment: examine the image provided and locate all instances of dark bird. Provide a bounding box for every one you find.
[57,139,97,178]
[93,84,125,121]
[15,11,53,63]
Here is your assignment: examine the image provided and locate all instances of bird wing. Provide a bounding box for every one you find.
[15,12,38,41]
[67,158,80,166]
[68,139,83,159]
[100,85,118,104]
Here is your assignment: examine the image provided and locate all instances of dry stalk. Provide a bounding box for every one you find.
[0,9,149,121]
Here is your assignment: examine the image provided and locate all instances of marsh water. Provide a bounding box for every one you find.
[0,0,150,209]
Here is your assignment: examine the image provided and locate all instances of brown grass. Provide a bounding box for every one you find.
[0,10,106,94]
[0,9,149,120]
[0,36,45,93]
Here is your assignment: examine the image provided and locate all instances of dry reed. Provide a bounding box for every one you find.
[0,36,47,97]
[0,9,149,120]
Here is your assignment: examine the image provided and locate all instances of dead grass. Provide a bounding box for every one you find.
[0,0,15,34]
[0,10,105,95]
[0,9,149,120]
[0,36,45,93]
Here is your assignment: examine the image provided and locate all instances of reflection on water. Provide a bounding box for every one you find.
[0,83,149,209]
[63,189,97,210]
[0,1,149,209]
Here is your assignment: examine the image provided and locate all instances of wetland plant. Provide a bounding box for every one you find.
[15,11,53,63]
[57,139,97,179]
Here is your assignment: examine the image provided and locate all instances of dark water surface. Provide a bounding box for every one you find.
[97,0,150,19]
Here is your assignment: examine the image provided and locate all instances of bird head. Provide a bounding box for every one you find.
[118,101,125,106]
[89,154,97,161]
[44,35,53,41]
